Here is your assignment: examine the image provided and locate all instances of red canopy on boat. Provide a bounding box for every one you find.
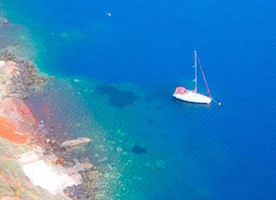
[175,86,187,94]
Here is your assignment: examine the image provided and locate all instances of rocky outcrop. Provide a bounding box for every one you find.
[0,51,48,99]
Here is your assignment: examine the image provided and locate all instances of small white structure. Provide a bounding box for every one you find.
[61,137,91,148]
[19,151,77,194]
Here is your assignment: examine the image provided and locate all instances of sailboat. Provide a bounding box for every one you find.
[173,50,213,104]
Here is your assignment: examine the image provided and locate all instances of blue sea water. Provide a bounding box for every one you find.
[1,0,276,199]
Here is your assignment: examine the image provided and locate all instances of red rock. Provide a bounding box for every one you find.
[56,157,65,165]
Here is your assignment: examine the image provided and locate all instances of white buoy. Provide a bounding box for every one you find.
[107,12,112,17]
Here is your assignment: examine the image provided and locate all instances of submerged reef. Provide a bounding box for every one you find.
[131,145,147,154]
[96,85,139,108]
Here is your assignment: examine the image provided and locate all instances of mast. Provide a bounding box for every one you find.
[194,50,197,92]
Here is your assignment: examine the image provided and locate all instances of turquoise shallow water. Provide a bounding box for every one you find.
[28,78,221,199]
[1,0,276,199]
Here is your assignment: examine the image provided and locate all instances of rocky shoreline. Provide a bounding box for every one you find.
[0,19,100,200]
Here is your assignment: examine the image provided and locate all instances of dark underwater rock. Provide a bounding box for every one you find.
[96,85,139,108]
[131,145,147,154]
[147,119,154,126]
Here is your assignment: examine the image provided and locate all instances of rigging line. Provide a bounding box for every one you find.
[197,56,212,99]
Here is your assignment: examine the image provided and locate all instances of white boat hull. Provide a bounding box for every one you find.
[173,90,212,104]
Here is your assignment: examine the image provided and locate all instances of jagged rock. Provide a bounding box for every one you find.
[2,19,9,26]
